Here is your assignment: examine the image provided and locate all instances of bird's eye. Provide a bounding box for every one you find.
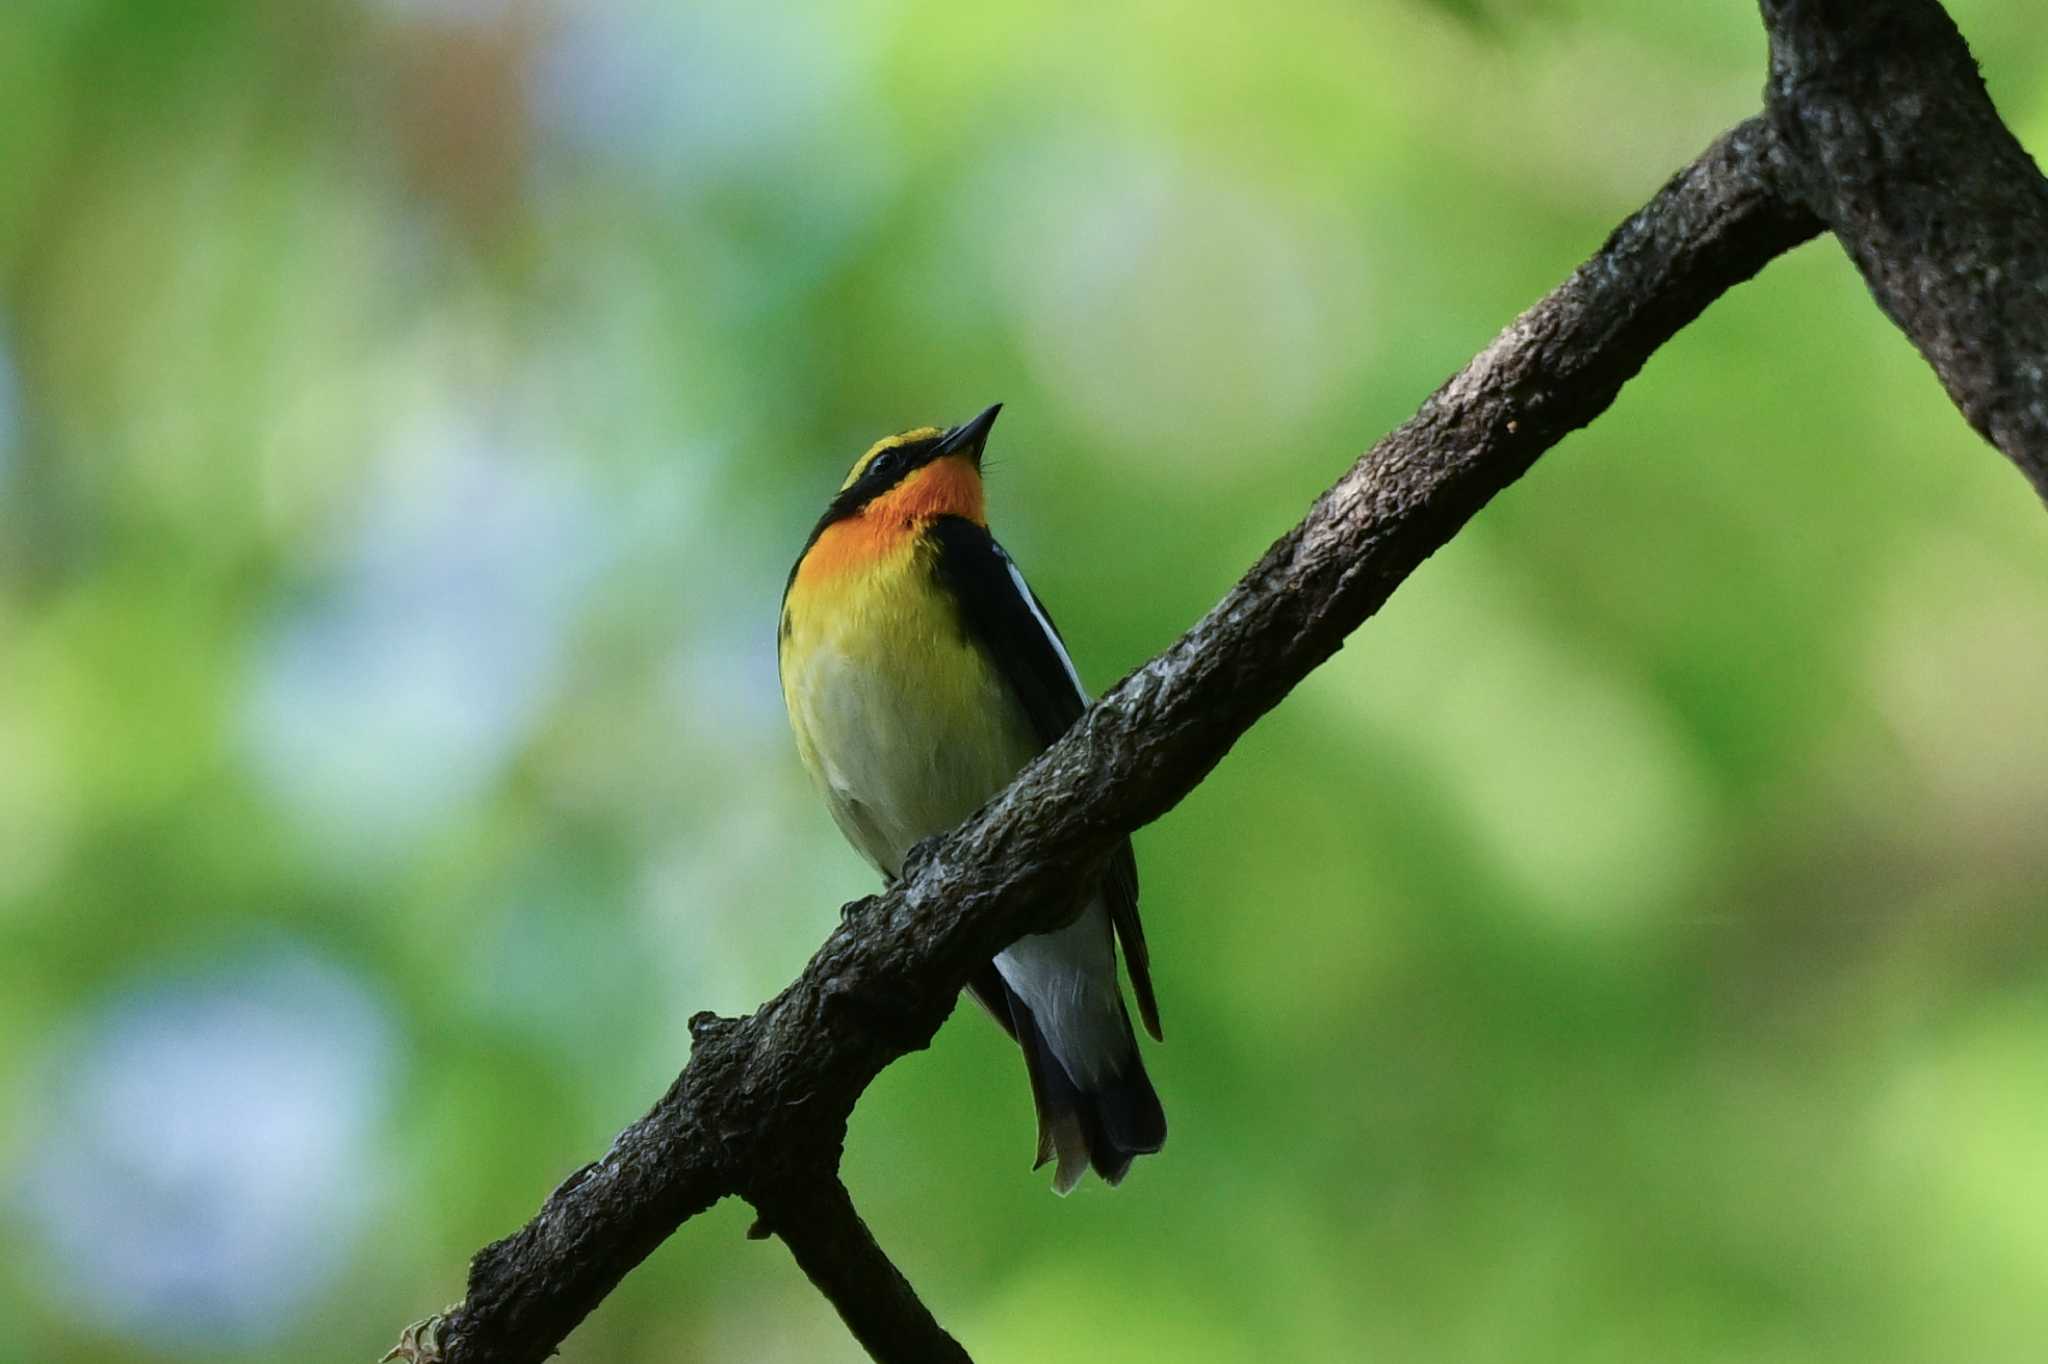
[867,450,904,483]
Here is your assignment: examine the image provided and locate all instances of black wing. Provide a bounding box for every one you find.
[928,516,1162,1041]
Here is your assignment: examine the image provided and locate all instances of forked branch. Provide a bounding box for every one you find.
[407,117,1818,1364]
[393,2,2048,1359]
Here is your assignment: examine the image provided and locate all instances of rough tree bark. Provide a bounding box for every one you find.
[1761,0,2048,496]
[385,2,2046,1361]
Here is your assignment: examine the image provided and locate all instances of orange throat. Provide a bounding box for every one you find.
[796,456,986,586]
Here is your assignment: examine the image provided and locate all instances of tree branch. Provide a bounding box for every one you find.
[1760,0,2048,497]
[759,1177,974,1364]
[407,116,1819,1364]
[392,8,2048,1357]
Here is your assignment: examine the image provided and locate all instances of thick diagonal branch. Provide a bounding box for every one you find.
[1761,0,2048,497]
[420,118,1818,1364]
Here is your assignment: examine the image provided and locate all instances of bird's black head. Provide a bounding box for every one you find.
[821,403,1003,523]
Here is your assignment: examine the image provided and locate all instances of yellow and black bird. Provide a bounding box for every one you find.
[779,404,1165,1193]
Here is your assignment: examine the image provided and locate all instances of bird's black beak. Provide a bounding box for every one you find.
[932,403,1002,467]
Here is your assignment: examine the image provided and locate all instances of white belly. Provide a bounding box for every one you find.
[785,612,1038,878]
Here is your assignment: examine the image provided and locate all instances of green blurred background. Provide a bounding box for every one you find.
[3,1,2046,1360]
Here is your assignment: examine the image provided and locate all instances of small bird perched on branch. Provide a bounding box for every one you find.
[779,404,1165,1193]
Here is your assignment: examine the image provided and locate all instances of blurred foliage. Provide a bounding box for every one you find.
[3,1,2047,1361]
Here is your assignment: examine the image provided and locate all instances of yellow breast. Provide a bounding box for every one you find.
[780,528,1037,876]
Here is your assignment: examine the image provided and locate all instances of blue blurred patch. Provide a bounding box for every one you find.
[14,947,399,1349]
[237,413,601,863]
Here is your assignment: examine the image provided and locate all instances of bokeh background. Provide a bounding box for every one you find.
[4,0,2046,1360]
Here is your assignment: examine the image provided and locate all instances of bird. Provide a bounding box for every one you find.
[778,403,1165,1193]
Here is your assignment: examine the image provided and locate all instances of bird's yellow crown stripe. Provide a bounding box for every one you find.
[840,427,944,490]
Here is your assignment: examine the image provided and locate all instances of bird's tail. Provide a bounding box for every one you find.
[1007,993,1166,1194]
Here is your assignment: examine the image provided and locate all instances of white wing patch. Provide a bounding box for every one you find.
[999,547,1087,702]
